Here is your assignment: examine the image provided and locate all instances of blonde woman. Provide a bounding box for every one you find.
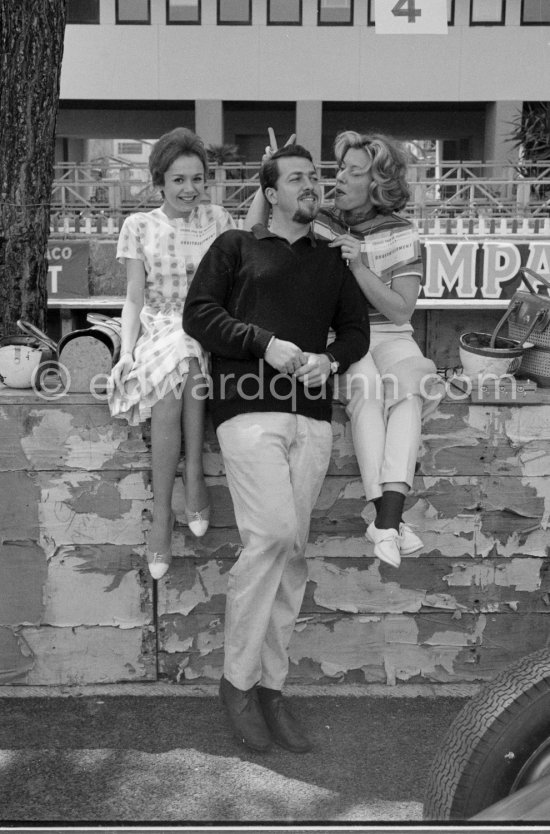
[319,131,443,568]
[246,130,443,568]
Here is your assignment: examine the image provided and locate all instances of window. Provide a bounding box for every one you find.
[116,0,151,24]
[447,0,455,25]
[521,0,550,23]
[217,0,252,24]
[470,0,505,25]
[118,142,143,155]
[66,0,99,24]
[167,0,201,23]
[318,0,353,25]
[268,0,302,24]
[368,0,455,26]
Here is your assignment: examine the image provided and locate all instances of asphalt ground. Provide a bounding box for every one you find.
[0,690,468,827]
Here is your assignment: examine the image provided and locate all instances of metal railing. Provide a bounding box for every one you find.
[50,159,550,236]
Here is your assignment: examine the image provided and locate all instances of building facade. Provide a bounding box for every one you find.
[58,0,550,167]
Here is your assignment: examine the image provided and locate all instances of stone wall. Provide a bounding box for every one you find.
[1,387,549,687]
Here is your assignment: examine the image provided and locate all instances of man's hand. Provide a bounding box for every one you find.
[264,338,306,373]
[294,352,331,388]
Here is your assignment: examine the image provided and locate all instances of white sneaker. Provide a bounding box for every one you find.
[366,522,401,568]
[399,523,424,555]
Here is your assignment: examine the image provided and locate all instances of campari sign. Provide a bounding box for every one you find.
[420,239,550,300]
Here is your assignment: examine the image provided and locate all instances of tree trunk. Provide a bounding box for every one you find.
[0,0,66,336]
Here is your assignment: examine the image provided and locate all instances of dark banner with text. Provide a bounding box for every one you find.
[47,241,89,299]
[46,237,550,302]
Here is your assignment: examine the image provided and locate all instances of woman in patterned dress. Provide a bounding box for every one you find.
[246,130,443,570]
[108,128,235,578]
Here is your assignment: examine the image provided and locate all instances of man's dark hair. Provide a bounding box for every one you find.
[259,144,314,194]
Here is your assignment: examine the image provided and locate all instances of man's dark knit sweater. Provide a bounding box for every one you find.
[183,224,370,430]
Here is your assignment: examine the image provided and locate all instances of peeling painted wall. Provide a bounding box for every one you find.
[0,390,155,684]
[1,388,550,687]
[157,398,550,687]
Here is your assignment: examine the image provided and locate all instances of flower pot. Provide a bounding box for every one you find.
[459,331,532,379]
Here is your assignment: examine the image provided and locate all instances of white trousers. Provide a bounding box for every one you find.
[216,412,333,691]
[336,330,429,503]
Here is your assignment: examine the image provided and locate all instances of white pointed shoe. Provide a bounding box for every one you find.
[366,521,401,568]
[399,522,424,555]
[185,504,210,537]
[146,511,175,579]
[146,550,171,580]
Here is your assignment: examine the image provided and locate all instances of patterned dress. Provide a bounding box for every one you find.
[107,204,235,425]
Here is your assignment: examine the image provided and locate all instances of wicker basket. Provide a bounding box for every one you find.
[505,268,550,387]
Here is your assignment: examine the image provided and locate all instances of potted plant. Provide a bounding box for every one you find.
[507,102,550,210]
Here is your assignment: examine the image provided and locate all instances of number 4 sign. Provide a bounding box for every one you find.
[375,0,448,34]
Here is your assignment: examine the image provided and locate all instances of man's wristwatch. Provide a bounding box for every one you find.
[324,352,340,376]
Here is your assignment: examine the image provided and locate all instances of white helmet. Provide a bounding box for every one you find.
[0,340,43,388]
[0,322,57,389]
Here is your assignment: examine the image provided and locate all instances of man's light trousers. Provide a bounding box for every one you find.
[216,412,332,691]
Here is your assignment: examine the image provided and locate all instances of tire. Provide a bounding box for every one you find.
[423,648,550,820]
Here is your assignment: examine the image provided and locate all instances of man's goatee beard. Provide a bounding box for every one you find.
[293,207,317,224]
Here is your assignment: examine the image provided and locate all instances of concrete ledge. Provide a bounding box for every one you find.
[0,682,480,698]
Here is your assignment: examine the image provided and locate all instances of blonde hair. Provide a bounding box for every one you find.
[333,131,410,213]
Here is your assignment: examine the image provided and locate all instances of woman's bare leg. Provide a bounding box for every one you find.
[149,389,183,555]
[182,358,208,513]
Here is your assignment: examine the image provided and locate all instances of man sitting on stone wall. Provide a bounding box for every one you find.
[183,144,370,753]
